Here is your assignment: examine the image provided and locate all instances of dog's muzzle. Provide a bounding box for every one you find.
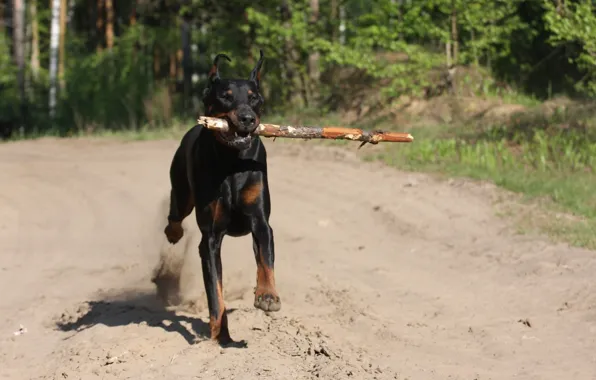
[215,105,259,150]
[235,105,259,133]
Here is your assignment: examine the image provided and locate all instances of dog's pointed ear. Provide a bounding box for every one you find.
[208,53,232,83]
[249,49,265,87]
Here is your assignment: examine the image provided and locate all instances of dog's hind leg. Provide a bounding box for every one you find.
[198,226,232,344]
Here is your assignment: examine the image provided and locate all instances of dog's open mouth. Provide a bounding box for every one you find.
[216,128,252,149]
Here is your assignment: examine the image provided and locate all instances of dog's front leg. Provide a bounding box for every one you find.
[252,216,281,312]
[198,228,231,344]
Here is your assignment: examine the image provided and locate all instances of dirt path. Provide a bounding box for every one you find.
[0,137,594,380]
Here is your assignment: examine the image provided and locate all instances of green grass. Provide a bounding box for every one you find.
[483,89,542,107]
[367,118,596,249]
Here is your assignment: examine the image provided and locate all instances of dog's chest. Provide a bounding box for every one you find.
[226,175,261,208]
[218,175,259,237]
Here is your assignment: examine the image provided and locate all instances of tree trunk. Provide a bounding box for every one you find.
[30,0,39,80]
[0,0,13,38]
[67,0,74,28]
[105,0,113,49]
[181,13,192,111]
[308,0,320,86]
[13,0,26,123]
[49,0,61,118]
[59,0,67,88]
[130,0,136,25]
[169,51,177,93]
[397,0,404,40]
[130,0,137,62]
[339,4,346,45]
[96,0,103,51]
[329,0,338,41]
[451,0,458,66]
[243,10,253,65]
[280,0,295,104]
[471,28,478,65]
[450,0,458,95]
[153,46,160,78]
[280,0,309,106]
[0,2,4,35]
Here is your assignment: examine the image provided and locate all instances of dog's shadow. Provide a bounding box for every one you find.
[55,291,247,348]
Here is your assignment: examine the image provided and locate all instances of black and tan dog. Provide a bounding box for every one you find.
[155,50,280,344]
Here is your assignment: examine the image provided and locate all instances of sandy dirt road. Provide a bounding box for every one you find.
[0,137,595,380]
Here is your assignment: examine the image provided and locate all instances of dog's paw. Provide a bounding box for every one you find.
[164,222,184,244]
[254,292,281,312]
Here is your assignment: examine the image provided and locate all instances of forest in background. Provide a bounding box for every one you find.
[1,0,596,136]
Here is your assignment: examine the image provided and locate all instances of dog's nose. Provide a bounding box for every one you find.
[239,113,256,127]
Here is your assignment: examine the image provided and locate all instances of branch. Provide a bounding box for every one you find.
[197,116,414,147]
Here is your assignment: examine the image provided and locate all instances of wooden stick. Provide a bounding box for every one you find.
[197,116,414,145]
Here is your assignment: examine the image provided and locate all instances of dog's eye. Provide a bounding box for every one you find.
[248,94,258,103]
[221,92,233,102]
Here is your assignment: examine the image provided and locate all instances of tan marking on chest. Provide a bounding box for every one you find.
[242,182,263,205]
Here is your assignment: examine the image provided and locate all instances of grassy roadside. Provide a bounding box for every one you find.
[364,114,596,250]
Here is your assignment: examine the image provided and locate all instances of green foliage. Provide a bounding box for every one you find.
[62,24,157,132]
[457,1,525,64]
[543,0,596,96]
[0,32,18,121]
[2,0,596,133]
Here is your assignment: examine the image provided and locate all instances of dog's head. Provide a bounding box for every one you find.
[202,50,265,150]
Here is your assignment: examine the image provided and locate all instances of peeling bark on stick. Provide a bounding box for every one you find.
[197,116,414,145]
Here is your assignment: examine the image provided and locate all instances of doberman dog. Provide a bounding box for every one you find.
[158,50,280,344]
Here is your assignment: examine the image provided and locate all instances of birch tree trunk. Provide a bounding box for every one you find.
[13,0,26,123]
[451,0,458,66]
[49,0,61,118]
[59,0,67,89]
[30,0,40,80]
[339,4,346,45]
